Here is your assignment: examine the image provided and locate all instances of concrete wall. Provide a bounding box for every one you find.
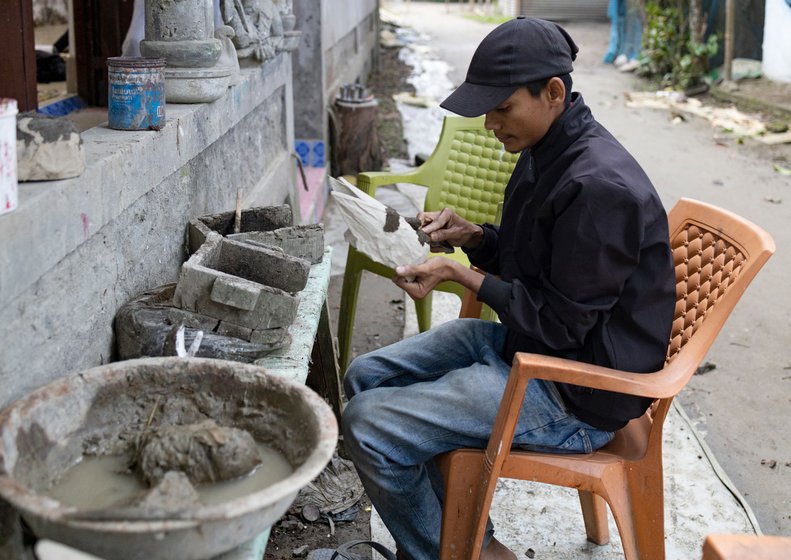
[321,0,379,97]
[292,0,378,143]
[0,54,296,410]
[291,0,378,223]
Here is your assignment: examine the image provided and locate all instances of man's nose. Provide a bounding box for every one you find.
[484,112,499,131]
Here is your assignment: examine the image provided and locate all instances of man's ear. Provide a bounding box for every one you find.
[545,77,566,107]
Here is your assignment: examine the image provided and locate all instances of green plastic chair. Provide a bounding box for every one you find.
[337,115,520,372]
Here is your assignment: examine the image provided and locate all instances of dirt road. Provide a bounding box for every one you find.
[382,0,791,536]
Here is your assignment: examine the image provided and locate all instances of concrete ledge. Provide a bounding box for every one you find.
[0,54,293,312]
[256,247,332,384]
[0,53,297,410]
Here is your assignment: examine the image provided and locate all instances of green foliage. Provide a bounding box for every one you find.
[639,2,719,90]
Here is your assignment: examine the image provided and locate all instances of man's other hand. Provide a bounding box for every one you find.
[394,258,455,300]
[394,258,485,302]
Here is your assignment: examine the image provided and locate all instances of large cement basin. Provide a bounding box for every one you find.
[0,357,338,560]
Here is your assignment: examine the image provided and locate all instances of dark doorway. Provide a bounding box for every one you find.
[73,0,135,106]
[0,0,37,111]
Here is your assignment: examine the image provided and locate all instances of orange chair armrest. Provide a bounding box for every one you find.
[513,352,682,399]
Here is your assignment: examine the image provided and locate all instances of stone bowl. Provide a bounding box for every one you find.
[0,357,337,560]
[164,66,231,104]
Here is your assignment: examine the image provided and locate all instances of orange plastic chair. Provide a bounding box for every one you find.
[702,534,791,559]
[437,198,775,560]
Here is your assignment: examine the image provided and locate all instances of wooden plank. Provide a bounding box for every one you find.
[0,0,37,111]
[73,0,135,106]
[307,298,344,425]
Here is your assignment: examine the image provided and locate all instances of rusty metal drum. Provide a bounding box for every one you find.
[107,57,166,131]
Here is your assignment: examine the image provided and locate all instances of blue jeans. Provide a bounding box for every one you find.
[341,319,614,560]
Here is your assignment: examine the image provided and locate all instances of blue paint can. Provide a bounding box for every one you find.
[107,57,166,131]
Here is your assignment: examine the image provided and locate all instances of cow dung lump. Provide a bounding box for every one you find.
[138,420,261,485]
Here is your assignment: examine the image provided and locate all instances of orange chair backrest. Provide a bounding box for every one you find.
[638,199,775,456]
[666,220,747,364]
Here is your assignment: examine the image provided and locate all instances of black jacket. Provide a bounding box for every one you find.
[465,94,675,431]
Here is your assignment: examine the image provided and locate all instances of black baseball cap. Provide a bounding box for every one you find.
[440,16,579,117]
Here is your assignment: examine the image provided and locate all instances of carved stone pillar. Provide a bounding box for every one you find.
[140,0,232,103]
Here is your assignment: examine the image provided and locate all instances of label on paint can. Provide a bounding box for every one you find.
[107,57,166,131]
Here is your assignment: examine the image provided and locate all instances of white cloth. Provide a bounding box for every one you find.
[763,0,791,83]
[329,177,428,271]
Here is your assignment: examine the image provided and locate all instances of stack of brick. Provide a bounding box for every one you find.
[115,205,325,362]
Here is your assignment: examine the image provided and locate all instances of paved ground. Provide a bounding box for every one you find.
[374,1,791,538]
[324,1,791,552]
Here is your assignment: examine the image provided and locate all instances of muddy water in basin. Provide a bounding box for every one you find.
[0,358,339,560]
[47,443,293,510]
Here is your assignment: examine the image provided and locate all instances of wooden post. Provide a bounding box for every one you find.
[307,299,344,425]
[0,0,37,111]
[723,0,735,82]
[329,99,382,177]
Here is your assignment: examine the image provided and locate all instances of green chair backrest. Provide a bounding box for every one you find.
[420,116,520,225]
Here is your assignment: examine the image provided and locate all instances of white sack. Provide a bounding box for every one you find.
[329,176,428,270]
[763,0,791,83]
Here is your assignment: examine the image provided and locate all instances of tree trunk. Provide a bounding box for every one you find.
[330,100,382,177]
[689,0,704,45]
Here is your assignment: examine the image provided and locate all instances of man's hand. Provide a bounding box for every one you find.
[394,258,454,300]
[419,208,483,250]
[394,258,486,301]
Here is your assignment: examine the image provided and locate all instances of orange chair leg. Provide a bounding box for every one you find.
[438,451,487,560]
[459,287,483,319]
[601,466,666,560]
[628,467,666,560]
[578,491,610,545]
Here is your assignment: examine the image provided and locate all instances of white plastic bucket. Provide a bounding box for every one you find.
[0,98,18,216]
[763,0,791,83]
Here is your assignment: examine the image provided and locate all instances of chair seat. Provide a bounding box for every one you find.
[443,426,645,493]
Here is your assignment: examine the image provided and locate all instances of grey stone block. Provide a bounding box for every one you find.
[216,321,253,340]
[229,224,325,264]
[210,275,261,311]
[220,237,310,293]
[166,307,220,332]
[173,233,299,330]
[114,284,288,362]
[188,205,294,255]
[16,112,85,181]
[249,326,290,345]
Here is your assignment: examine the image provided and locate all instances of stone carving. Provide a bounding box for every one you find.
[140,0,232,103]
[220,0,299,62]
